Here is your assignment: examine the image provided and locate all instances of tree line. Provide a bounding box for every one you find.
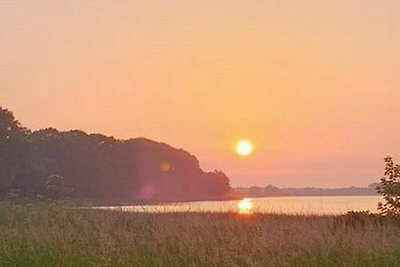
[233,183,379,198]
[0,107,230,202]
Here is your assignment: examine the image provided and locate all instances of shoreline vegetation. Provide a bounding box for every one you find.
[233,183,379,199]
[1,201,400,267]
[0,107,231,203]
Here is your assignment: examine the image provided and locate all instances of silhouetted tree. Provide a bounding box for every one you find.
[377,157,400,217]
[0,107,30,196]
[202,170,230,199]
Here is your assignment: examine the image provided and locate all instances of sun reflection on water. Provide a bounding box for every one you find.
[237,198,253,214]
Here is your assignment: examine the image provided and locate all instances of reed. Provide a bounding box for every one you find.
[0,201,399,266]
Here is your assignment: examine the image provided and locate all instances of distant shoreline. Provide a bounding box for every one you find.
[232,183,379,198]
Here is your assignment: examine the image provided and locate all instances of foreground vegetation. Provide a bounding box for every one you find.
[1,202,400,267]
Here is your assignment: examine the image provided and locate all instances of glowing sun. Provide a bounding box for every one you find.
[235,140,253,157]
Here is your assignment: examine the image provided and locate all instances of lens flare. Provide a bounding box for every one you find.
[160,162,171,172]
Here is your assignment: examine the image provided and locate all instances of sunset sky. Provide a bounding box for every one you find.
[1,1,399,187]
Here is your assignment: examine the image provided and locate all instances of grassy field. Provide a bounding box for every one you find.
[1,201,400,267]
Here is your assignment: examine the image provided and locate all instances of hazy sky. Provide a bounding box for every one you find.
[1,1,399,187]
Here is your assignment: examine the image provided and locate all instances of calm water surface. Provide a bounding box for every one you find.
[98,196,383,215]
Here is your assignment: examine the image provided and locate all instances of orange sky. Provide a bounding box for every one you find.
[1,1,399,187]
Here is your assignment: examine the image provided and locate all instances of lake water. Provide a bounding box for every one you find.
[97,195,383,215]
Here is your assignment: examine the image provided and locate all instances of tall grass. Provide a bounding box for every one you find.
[0,201,400,266]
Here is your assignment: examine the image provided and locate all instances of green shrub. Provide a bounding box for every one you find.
[377,157,400,217]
